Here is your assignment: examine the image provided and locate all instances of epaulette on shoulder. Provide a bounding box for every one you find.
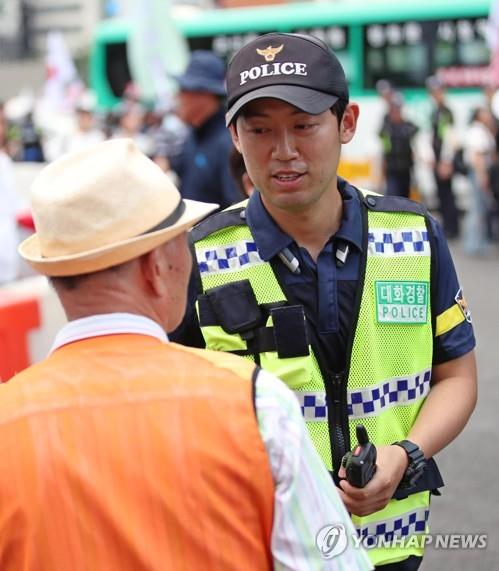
[191,205,247,242]
[361,192,428,216]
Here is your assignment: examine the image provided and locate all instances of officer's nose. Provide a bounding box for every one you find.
[271,130,299,161]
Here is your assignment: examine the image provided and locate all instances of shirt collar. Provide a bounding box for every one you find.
[245,178,363,260]
[335,178,363,251]
[50,313,168,354]
[245,191,292,261]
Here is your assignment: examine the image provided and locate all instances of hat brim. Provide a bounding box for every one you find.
[226,85,340,126]
[177,76,226,96]
[19,199,219,277]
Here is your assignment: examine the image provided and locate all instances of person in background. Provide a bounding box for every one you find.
[375,79,395,131]
[426,76,460,240]
[171,50,239,209]
[378,92,418,198]
[483,82,499,135]
[64,91,105,155]
[229,146,254,198]
[173,32,477,569]
[113,102,153,156]
[463,106,496,256]
[149,99,189,177]
[487,135,499,240]
[3,138,371,571]
[20,111,45,162]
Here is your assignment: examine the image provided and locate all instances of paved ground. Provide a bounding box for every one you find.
[422,242,499,570]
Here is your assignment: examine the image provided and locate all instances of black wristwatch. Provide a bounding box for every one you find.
[392,440,427,489]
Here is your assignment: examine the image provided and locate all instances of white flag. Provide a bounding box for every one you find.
[128,0,189,101]
[43,31,83,111]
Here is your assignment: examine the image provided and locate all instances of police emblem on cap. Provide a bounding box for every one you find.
[256,44,283,62]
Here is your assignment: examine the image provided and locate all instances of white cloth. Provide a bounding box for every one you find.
[52,313,372,571]
[464,121,496,167]
[65,129,106,155]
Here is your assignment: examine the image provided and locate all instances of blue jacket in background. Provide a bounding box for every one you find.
[172,107,240,210]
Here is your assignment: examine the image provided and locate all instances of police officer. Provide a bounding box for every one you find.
[172,33,477,570]
[378,92,418,199]
[426,76,460,240]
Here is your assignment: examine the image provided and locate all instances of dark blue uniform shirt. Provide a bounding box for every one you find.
[172,107,240,210]
[173,179,475,370]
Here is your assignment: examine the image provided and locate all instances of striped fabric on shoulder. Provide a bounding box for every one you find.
[170,342,256,381]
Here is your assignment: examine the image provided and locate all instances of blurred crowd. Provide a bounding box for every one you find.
[1,49,499,285]
[376,77,499,257]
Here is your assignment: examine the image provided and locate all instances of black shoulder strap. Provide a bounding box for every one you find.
[362,193,428,216]
[191,207,247,242]
[425,216,438,339]
[188,231,203,295]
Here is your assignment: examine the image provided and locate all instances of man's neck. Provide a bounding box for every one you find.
[262,186,343,262]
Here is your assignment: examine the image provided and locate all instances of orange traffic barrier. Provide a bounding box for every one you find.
[0,293,41,382]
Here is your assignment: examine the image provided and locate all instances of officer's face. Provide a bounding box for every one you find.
[230,98,357,214]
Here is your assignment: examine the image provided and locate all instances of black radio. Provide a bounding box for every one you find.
[341,424,377,488]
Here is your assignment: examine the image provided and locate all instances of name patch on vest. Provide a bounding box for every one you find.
[375,281,428,324]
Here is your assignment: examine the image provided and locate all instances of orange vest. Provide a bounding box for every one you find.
[0,335,274,571]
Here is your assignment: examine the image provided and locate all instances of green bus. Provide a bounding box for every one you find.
[89,0,492,191]
[91,0,491,108]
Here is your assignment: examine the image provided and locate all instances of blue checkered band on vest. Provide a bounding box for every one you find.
[197,240,264,275]
[294,369,431,421]
[356,508,429,542]
[368,228,430,256]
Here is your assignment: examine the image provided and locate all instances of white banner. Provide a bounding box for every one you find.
[128,0,189,101]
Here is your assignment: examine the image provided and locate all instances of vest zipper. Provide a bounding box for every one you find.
[329,371,348,474]
[329,189,369,476]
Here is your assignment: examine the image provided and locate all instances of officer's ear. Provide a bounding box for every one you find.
[340,103,360,144]
[229,122,242,153]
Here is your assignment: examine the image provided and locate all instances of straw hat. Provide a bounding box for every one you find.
[19,139,218,276]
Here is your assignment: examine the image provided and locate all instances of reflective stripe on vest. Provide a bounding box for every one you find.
[198,240,264,275]
[296,368,431,421]
[193,190,434,566]
[368,228,430,256]
[356,507,429,540]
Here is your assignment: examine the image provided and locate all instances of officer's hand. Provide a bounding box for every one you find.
[337,445,408,517]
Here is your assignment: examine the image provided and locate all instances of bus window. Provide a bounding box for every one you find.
[105,42,131,98]
[364,17,490,89]
[293,26,351,81]
[365,22,429,88]
[436,19,489,67]
[190,26,351,80]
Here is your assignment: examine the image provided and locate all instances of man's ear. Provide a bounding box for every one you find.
[340,103,360,144]
[229,123,242,153]
[140,248,167,298]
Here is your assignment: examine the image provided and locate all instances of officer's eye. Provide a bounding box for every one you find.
[248,126,269,135]
[296,123,317,131]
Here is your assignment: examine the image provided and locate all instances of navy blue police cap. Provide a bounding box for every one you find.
[225,32,349,126]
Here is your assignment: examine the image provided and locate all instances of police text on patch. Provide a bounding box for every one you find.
[375,281,429,324]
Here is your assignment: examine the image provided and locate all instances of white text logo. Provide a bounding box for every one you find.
[239,62,307,85]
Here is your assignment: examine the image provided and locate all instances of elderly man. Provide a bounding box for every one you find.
[1,139,371,571]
